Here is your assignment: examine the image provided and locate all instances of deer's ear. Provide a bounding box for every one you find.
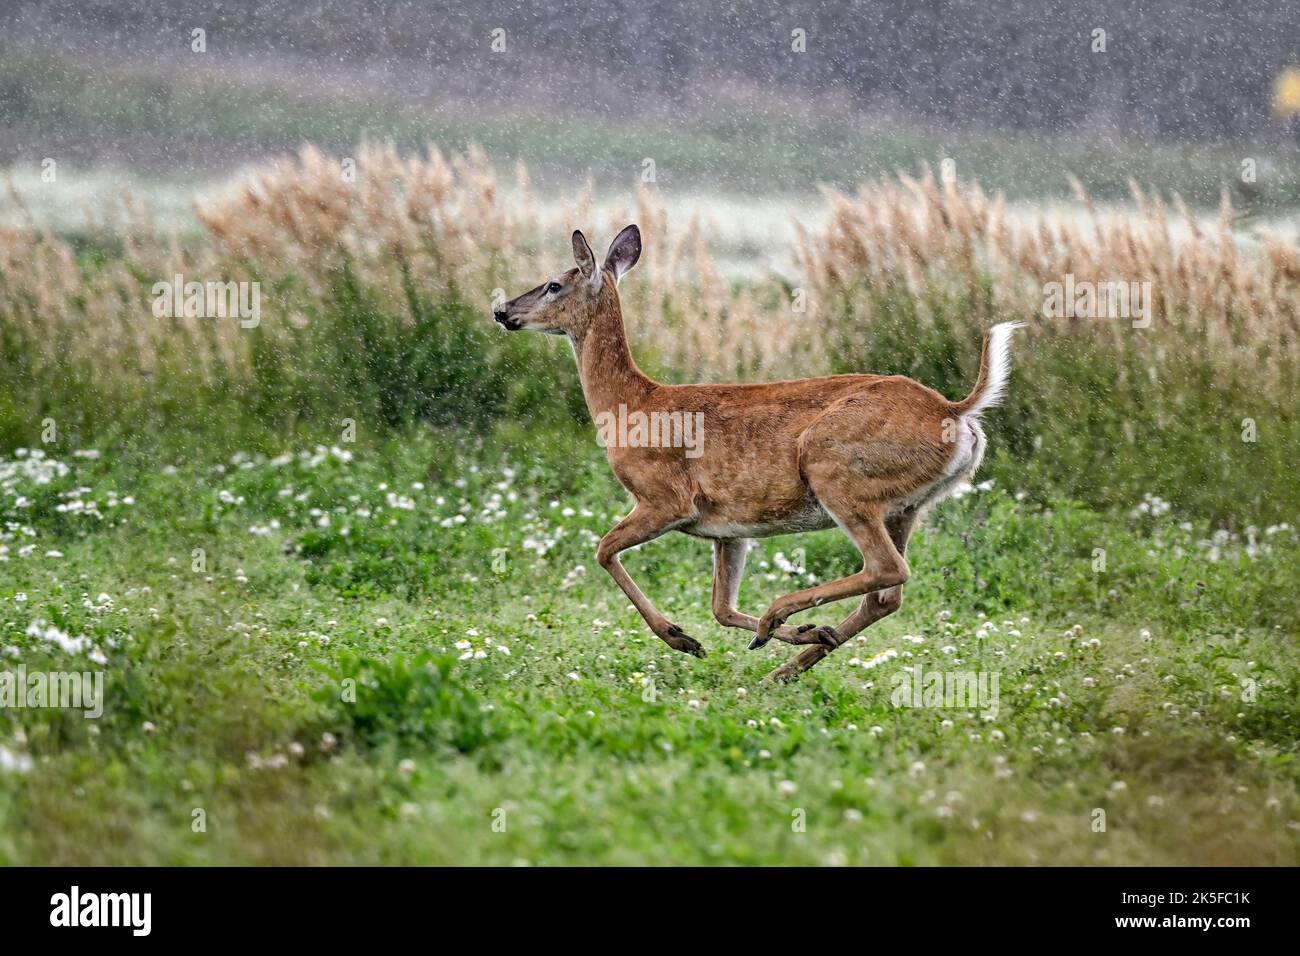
[604,224,641,283]
[572,230,598,281]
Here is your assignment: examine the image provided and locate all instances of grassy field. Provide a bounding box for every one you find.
[1,428,1297,865]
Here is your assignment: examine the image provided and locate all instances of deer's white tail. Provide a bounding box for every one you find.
[950,322,1024,417]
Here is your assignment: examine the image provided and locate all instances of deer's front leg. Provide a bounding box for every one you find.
[712,539,827,645]
[710,538,756,630]
[597,504,703,657]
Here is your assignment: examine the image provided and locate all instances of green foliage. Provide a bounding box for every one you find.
[312,652,496,754]
[1,432,1296,865]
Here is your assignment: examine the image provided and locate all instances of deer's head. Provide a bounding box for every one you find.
[493,225,641,337]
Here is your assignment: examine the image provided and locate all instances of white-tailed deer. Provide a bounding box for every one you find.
[494,225,1022,681]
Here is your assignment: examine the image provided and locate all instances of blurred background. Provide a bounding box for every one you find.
[4,0,1300,231]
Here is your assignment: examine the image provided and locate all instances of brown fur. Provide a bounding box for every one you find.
[495,225,1009,681]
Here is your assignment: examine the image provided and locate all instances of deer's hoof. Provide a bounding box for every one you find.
[813,626,841,648]
[751,610,787,650]
[767,661,802,683]
[665,625,706,658]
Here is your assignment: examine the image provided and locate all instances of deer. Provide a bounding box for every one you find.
[493,224,1023,682]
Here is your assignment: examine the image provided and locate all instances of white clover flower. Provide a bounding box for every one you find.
[0,746,34,774]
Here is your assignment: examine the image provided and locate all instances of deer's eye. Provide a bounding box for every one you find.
[546,281,563,295]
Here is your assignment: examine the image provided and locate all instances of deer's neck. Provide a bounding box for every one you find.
[571,283,655,419]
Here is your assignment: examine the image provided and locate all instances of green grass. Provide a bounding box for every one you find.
[1,428,1297,865]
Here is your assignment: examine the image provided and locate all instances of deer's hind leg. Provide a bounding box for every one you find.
[763,509,918,679]
[758,504,909,681]
[755,397,949,679]
[831,507,918,641]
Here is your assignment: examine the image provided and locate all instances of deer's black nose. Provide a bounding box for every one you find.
[493,310,509,324]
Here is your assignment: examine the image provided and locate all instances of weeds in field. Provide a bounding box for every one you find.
[0,434,1296,864]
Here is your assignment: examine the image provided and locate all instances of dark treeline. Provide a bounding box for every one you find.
[8,0,1299,140]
